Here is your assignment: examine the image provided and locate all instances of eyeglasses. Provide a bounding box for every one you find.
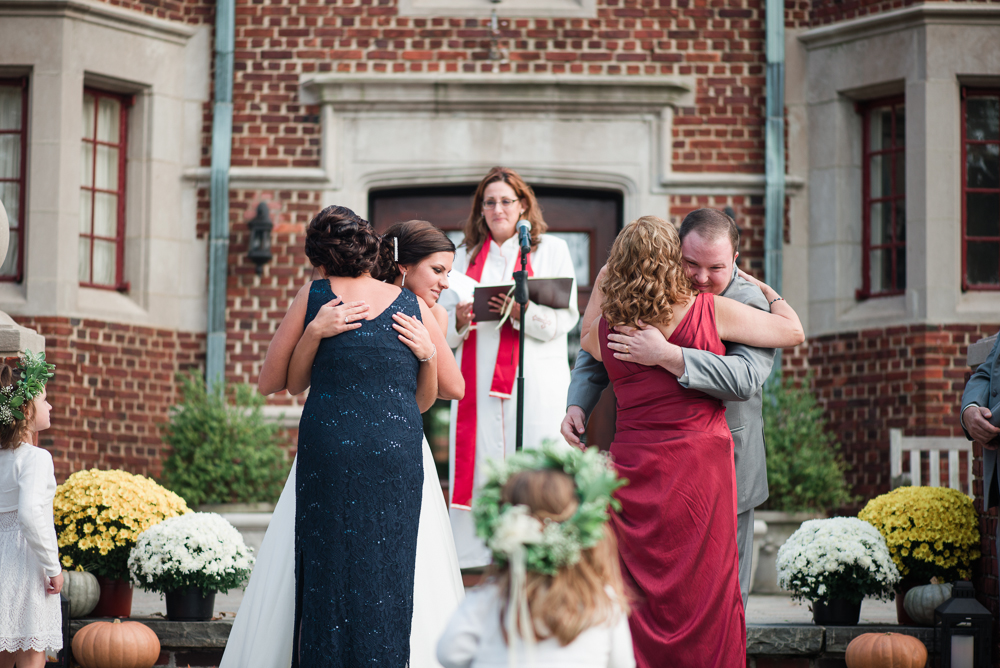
[482,198,520,210]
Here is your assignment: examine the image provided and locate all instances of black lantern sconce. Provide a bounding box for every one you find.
[935,581,993,668]
[247,202,273,275]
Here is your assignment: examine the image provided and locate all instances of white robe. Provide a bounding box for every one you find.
[441,234,579,568]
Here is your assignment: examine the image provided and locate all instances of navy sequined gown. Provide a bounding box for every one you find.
[293,280,424,667]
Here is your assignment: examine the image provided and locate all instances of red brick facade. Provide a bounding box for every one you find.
[10,317,204,481]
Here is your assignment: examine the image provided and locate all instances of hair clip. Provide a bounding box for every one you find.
[394,237,398,262]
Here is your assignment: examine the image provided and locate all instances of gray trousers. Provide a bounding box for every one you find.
[737,507,754,608]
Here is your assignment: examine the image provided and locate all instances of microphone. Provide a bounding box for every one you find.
[516,219,531,253]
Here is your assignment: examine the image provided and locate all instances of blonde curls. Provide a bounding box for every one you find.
[600,216,696,329]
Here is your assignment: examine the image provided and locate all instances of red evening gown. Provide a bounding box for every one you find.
[598,292,745,668]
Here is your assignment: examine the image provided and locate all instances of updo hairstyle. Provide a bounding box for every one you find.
[304,205,381,278]
[0,365,34,450]
[373,220,456,284]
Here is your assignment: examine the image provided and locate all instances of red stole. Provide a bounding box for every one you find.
[452,235,533,510]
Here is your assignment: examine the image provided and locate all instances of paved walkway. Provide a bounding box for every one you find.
[130,588,898,625]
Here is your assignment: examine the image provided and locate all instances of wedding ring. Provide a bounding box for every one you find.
[625,345,630,354]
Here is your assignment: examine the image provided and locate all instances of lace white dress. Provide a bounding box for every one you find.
[219,438,464,668]
[0,443,63,654]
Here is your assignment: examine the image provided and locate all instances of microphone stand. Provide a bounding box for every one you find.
[513,241,530,452]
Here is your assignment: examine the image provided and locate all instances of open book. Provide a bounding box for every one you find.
[471,277,574,322]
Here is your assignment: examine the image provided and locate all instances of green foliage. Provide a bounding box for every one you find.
[160,373,290,505]
[762,376,856,512]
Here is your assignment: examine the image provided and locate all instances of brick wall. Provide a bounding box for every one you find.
[10,316,204,482]
[670,193,766,275]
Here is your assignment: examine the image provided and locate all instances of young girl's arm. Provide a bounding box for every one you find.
[436,590,487,668]
[608,608,637,668]
[432,303,465,401]
[18,450,62,587]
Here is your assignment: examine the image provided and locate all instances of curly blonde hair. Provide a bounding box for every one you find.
[600,216,696,329]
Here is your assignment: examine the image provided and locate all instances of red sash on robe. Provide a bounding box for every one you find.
[452,235,533,510]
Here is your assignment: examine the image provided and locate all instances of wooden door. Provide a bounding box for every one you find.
[370,184,622,450]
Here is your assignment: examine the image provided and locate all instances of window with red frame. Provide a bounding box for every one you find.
[80,88,130,290]
[858,97,906,298]
[963,89,1000,290]
[0,77,28,282]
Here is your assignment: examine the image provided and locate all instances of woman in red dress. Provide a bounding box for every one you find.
[580,216,805,668]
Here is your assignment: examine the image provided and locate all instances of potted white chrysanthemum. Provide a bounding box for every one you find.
[776,517,899,626]
[128,512,254,621]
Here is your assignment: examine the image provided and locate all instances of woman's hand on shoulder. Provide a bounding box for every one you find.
[307,296,369,339]
[393,299,435,361]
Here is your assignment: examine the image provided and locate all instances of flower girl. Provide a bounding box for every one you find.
[0,352,61,668]
[436,446,636,668]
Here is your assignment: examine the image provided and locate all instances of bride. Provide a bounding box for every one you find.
[220,219,465,668]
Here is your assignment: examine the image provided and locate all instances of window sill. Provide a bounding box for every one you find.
[77,286,146,319]
[840,293,907,323]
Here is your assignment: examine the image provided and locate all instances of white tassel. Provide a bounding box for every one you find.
[495,285,517,331]
[506,545,536,668]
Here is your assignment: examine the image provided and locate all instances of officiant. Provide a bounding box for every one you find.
[439,166,578,569]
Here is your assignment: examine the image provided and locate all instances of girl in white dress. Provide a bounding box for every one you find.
[220,220,464,668]
[440,167,579,568]
[0,353,62,668]
[436,446,634,668]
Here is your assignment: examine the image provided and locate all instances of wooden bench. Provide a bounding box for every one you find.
[889,428,972,494]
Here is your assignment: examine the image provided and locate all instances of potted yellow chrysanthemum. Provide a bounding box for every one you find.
[858,486,980,625]
[54,469,190,617]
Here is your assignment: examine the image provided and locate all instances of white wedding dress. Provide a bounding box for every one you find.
[219,437,465,668]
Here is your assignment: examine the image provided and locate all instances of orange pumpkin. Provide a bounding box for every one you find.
[71,618,161,668]
[845,632,928,668]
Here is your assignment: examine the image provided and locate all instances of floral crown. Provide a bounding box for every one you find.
[0,350,55,425]
[472,443,626,576]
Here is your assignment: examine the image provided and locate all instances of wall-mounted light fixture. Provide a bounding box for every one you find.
[247,202,273,275]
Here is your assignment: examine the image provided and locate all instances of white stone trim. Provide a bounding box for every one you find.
[260,404,303,428]
[396,0,597,19]
[183,167,331,191]
[0,0,197,45]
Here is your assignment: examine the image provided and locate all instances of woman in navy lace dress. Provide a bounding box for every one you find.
[284,206,442,667]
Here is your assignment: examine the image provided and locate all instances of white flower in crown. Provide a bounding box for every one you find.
[487,505,543,556]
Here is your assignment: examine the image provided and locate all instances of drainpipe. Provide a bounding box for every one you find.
[206,0,235,393]
[764,0,785,383]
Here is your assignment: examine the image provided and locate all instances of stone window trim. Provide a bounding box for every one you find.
[0,75,27,283]
[396,0,596,18]
[857,95,906,300]
[79,86,131,292]
[961,86,1000,292]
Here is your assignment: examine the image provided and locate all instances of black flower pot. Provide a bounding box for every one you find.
[165,585,216,621]
[812,598,861,626]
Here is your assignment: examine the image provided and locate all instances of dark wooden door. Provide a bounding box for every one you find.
[370,184,622,450]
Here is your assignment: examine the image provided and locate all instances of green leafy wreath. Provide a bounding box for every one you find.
[472,443,626,576]
[0,350,54,425]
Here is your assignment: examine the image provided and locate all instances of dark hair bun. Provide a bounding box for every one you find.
[304,206,381,278]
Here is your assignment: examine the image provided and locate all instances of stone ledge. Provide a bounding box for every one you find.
[823,624,934,654]
[70,618,233,649]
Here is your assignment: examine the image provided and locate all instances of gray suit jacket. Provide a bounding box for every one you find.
[567,267,775,513]
[961,332,1000,508]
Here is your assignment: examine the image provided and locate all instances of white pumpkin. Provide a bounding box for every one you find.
[903,582,953,626]
[62,570,100,618]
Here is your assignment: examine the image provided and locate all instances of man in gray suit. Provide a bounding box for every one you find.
[561,208,775,607]
[960,333,1000,546]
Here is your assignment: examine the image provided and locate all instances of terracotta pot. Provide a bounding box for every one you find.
[895,582,918,625]
[165,585,216,622]
[90,576,133,618]
[813,598,862,626]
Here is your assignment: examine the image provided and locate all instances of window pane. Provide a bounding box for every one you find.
[96,97,120,143]
[78,237,91,283]
[95,145,118,190]
[92,239,116,286]
[894,151,905,194]
[548,231,591,287]
[80,143,93,188]
[79,190,92,235]
[966,97,1000,142]
[869,107,892,151]
[0,86,21,131]
[0,135,20,179]
[893,106,905,147]
[967,143,1000,189]
[966,241,1000,285]
[870,248,892,292]
[967,192,1000,238]
[0,230,18,278]
[870,202,890,245]
[82,94,95,140]
[93,192,117,238]
[895,246,906,290]
[0,182,17,230]
[894,198,906,242]
[870,155,889,199]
